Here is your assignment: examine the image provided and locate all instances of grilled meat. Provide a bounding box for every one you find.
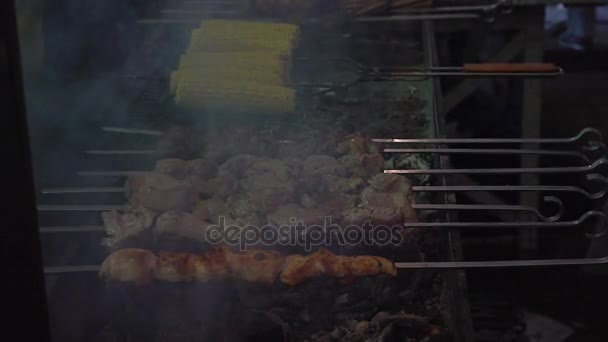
[341,207,403,227]
[339,153,385,178]
[155,210,211,242]
[154,158,187,179]
[126,172,198,212]
[336,133,378,155]
[101,132,419,250]
[184,159,218,180]
[153,158,218,195]
[367,173,412,194]
[99,247,397,286]
[99,248,157,285]
[239,157,296,211]
[280,248,396,286]
[267,204,336,228]
[101,207,158,248]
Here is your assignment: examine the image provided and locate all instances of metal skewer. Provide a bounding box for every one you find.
[86,150,157,155]
[40,226,106,233]
[374,127,603,149]
[101,126,163,136]
[77,171,147,177]
[45,265,102,274]
[394,256,608,269]
[42,187,124,194]
[37,205,126,211]
[386,158,608,175]
[411,196,564,223]
[412,183,607,200]
[42,254,608,274]
[383,147,596,163]
[303,62,564,94]
[41,256,608,274]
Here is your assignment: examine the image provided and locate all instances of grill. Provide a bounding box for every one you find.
[10,1,607,342]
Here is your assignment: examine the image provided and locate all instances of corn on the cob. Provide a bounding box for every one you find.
[177,51,291,75]
[188,30,296,55]
[197,19,300,42]
[170,67,288,96]
[171,19,299,115]
[175,80,296,115]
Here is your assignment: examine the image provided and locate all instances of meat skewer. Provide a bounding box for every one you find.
[99,246,397,286]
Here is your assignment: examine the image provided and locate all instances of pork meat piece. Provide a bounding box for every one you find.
[336,135,369,156]
[226,193,263,220]
[320,193,357,211]
[340,207,403,227]
[267,204,338,228]
[339,153,385,178]
[218,154,257,177]
[155,210,211,242]
[401,201,419,223]
[154,159,187,178]
[302,155,346,178]
[125,172,198,211]
[201,198,230,224]
[348,175,365,193]
[101,206,158,248]
[367,173,412,194]
[192,201,210,222]
[300,156,346,192]
[240,158,296,211]
[361,188,410,209]
[336,133,381,156]
[205,175,236,199]
[185,159,218,180]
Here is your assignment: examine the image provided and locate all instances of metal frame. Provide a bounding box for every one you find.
[423,20,476,342]
[1,0,51,340]
[433,6,551,257]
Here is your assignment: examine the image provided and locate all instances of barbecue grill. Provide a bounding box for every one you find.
[6,0,607,341]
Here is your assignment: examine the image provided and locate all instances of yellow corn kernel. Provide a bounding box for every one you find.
[175,80,296,114]
[177,52,291,78]
[171,67,288,96]
[197,19,300,42]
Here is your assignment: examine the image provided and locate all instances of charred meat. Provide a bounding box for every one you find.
[99,246,397,287]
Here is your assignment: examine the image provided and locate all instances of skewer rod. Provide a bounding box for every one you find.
[42,187,124,194]
[412,185,605,199]
[42,257,608,274]
[87,150,156,155]
[396,256,608,269]
[101,126,163,136]
[373,128,601,144]
[78,171,147,176]
[37,205,125,211]
[383,148,590,162]
[44,265,101,274]
[40,226,106,233]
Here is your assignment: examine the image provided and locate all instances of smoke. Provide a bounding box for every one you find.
[15,0,186,189]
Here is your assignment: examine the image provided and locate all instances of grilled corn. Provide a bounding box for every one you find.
[175,80,296,115]
[177,51,291,77]
[197,19,300,43]
[172,19,299,114]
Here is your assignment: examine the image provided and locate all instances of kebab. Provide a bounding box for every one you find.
[98,131,418,249]
[99,245,397,286]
